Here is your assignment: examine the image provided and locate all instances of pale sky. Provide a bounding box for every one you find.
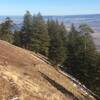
[0,0,100,15]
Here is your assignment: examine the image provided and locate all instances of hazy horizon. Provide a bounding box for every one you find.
[0,13,100,17]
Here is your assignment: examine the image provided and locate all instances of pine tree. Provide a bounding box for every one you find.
[48,20,67,65]
[64,24,97,87]
[93,52,100,96]
[21,11,33,49]
[64,24,83,71]
[13,30,22,47]
[31,13,50,56]
[78,24,97,85]
[0,17,14,43]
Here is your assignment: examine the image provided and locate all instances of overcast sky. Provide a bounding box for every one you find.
[0,0,100,15]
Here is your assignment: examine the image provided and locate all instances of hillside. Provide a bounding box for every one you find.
[0,40,96,100]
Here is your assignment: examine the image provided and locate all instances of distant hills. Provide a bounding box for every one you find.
[0,14,100,32]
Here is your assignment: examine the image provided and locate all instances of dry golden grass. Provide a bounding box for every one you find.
[0,40,96,100]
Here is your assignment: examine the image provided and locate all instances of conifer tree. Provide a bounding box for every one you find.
[31,13,50,56]
[48,20,67,65]
[21,11,33,49]
[64,24,97,87]
[0,17,14,43]
[93,52,100,96]
[78,24,96,85]
[64,24,83,71]
[13,30,22,46]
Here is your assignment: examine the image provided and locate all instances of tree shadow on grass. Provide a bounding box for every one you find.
[39,71,79,100]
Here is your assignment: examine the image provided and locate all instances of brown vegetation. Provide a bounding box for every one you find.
[0,40,96,100]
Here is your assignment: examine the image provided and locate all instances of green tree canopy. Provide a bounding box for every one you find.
[31,13,50,56]
[48,20,67,65]
[0,17,14,43]
[20,11,33,49]
[64,24,97,93]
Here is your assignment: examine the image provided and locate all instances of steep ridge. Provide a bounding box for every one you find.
[0,40,96,100]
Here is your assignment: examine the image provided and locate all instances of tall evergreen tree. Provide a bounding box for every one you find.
[78,24,97,85]
[13,30,22,47]
[31,13,50,56]
[21,11,33,49]
[93,52,100,96]
[64,24,83,71]
[48,20,67,65]
[64,24,97,87]
[0,17,14,43]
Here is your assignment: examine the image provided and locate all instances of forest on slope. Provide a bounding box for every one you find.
[0,11,100,96]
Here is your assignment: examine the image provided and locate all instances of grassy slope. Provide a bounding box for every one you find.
[0,40,96,100]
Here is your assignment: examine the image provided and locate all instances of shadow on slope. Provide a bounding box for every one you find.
[40,71,79,100]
